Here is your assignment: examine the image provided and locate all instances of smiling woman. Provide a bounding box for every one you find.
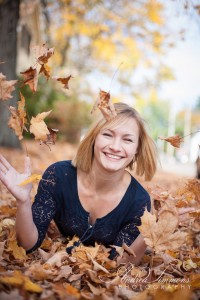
[0,102,158,264]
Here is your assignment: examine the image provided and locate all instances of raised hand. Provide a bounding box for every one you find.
[0,154,32,204]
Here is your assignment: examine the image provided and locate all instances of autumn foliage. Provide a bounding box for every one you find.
[0,43,200,299]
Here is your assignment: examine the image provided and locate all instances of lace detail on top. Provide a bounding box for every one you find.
[27,160,151,259]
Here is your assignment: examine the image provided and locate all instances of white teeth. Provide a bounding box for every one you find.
[105,153,121,160]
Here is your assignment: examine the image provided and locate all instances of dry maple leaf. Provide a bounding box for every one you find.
[56,75,73,89]
[43,127,59,146]
[0,72,17,101]
[32,44,54,65]
[18,174,42,186]
[138,208,187,253]
[159,134,183,148]
[8,106,24,140]
[20,67,38,92]
[8,92,28,140]
[29,110,51,141]
[91,89,117,121]
[39,64,51,80]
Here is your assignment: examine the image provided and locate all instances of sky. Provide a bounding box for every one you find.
[159,25,200,112]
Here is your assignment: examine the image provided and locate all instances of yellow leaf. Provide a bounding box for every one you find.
[7,239,27,260]
[0,270,43,293]
[18,174,42,186]
[138,209,187,253]
[30,111,51,141]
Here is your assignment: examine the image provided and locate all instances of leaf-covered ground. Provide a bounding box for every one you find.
[0,141,199,300]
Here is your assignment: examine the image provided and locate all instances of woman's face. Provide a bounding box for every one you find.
[93,118,139,173]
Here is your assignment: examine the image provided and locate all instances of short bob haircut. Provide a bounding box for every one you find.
[72,102,157,181]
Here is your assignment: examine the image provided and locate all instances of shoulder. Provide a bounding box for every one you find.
[128,174,151,211]
[43,160,76,177]
[130,174,149,198]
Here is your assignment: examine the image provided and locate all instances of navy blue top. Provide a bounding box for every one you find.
[27,160,151,259]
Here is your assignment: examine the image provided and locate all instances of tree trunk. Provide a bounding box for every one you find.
[0,0,21,148]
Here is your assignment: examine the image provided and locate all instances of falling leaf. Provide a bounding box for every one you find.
[138,209,187,253]
[32,44,54,65]
[39,64,51,80]
[20,67,38,92]
[91,89,117,121]
[159,134,183,148]
[55,75,73,89]
[0,72,17,101]
[43,128,59,146]
[18,174,42,186]
[29,110,51,141]
[8,93,28,140]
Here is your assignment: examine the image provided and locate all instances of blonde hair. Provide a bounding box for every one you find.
[72,102,157,181]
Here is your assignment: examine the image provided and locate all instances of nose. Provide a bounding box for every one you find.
[109,138,122,152]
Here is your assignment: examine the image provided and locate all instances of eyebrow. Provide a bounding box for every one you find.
[102,129,136,137]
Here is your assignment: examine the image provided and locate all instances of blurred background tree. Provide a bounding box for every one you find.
[0,0,199,147]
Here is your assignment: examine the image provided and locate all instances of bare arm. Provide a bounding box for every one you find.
[0,154,38,250]
[129,234,147,265]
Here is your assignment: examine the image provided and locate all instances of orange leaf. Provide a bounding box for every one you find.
[20,67,38,92]
[7,239,27,260]
[0,72,17,101]
[56,75,73,89]
[39,64,51,80]
[30,111,51,141]
[159,134,183,148]
[8,92,28,140]
[32,44,54,64]
[91,89,117,121]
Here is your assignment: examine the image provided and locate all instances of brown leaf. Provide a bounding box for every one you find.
[91,89,117,121]
[39,64,51,80]
[29,110,51,141]
[53,265,72,281]
[8,106,23,140]
[32,44,54,64]
[0,73,17,101]
[20,67,38,92]
[43,127,59,146]
[8,93,27,140]
[138,209,187,253]
[159,134,183,148]
[56,75,73,89]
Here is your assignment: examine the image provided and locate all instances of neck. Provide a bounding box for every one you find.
[85,160,126,192]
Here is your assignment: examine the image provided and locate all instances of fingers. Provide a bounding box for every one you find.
[24,156,31,175]
[0,154,13,172]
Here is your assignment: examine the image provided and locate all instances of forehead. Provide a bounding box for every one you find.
[101,117,139,134]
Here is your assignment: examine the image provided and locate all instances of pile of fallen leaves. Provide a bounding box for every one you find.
[0,142,200,300]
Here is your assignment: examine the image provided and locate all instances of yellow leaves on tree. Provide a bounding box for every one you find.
[159,134,183,148]
[8,92,27,140]
[91,89,117,121]
[30,110,52,141]
[138,206,187,253]
[20,67,38,93]
[0,72,17,101]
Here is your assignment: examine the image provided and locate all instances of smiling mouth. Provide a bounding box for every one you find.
[104,153,124,160]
